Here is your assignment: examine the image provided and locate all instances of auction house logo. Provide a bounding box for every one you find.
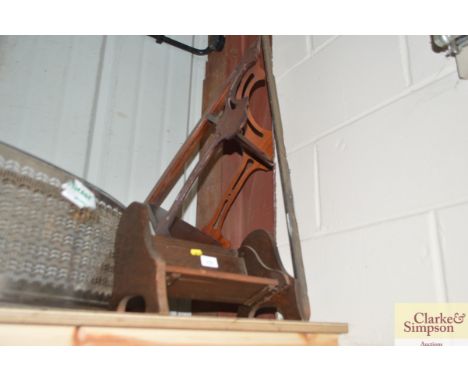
[395,303,468,346]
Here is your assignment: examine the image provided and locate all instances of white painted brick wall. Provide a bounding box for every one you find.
[437,204,468,302]
[318,73,468,232]
[304,215,437,345]
[272,35,311,78]
[273,35,467,344]
[276,36,407,151]
[405,35,453,85]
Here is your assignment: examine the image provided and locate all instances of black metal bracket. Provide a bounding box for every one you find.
[148,35,225,56]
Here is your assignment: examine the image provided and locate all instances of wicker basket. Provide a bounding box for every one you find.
[0,142,124,309]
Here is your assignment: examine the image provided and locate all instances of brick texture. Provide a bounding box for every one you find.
[273,35,468,344]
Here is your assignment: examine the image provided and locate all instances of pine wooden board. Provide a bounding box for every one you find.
[0,324,74,346]
[0,307,347,334]
[75,327,338,346]
[0,324,339,346]
[0,307,348,345]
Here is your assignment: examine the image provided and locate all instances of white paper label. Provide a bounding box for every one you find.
[61,179,96,209]
[200,255,218,269]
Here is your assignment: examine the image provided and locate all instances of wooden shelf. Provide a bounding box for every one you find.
[0,307,347,345]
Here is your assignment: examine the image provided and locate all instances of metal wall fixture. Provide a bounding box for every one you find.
[432,35,468,79]
[148,35,225,55]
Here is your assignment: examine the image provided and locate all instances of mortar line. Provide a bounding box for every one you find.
[85,36,120,191]
[427,211,448,302]
[306,36,314,55]
[83,36,107,181]
[125,37,146,204]
[276,53,311,83]
[312,144,322,230]
[277,36,340,83]
[52,36,75,170]
[275,196,468,247]
[312,35,340,55]
[286,65,456,156]
[398,35,413,87]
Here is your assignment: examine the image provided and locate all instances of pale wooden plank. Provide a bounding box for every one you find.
[0,323,339,346]
[0,324,74,345]
[0,307,348,334]
[303,333,338,346]
[74,326,336,346]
